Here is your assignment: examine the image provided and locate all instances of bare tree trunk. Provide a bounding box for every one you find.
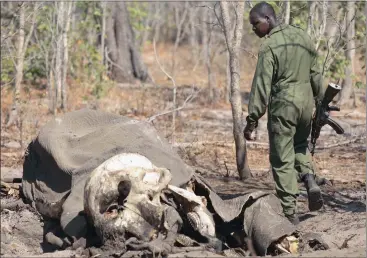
[315,1,328,50]
[188,4,198,60]
[171,2,189,77]
[205,14,216,104]
[326,4,344,47]
[202,6,208,68]
[320,1,328,35]
[48,54,56,113]
[225,49,230,103]
[284,1,290,25]
[152,3,162,43]
[101,1,106,66]
[105,2,150,83]
[307,2,317,36]
[61,2,73,110]
[6,2,37,127]
[202,6,213,103]
[86,5,96,48]
[170,2,189,144]
[322,4,345,75]
[48,8,57,114]
[338,1,356,107]
[140,3,153,47]
[6,3,25,127]
[34,26,52,113]
[54,1,64,113]
[220,1,251,180]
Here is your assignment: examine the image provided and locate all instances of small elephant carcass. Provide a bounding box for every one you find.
[20,109,312,256]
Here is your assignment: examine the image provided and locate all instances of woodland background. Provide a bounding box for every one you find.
[1,1,366,155]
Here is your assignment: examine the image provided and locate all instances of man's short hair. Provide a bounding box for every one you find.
[250,1,276,18]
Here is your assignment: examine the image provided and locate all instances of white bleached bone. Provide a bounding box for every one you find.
[168,185,215,237]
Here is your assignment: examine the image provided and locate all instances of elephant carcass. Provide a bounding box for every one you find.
[21,108,193,244]
[84,153,299,256]
[21,109,303,255]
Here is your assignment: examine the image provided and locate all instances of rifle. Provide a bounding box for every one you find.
[310,83,345,156]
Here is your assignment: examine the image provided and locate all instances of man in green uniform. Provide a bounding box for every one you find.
[243,2,324,225]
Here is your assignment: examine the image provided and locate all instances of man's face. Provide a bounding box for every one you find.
[250,12,270,38]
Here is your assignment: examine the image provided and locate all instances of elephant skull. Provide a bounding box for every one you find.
[84,153,172,243]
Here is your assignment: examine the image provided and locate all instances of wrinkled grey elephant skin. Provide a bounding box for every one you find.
[21,108,296,255]
[190,176,296,255]
[22,109,193,238]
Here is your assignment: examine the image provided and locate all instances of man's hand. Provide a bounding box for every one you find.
[243,120,257,141]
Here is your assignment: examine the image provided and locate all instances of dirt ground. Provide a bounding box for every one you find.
[1,45,366,257]
[1,91,365,257]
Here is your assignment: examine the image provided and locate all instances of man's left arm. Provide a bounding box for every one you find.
[246,45,275,129]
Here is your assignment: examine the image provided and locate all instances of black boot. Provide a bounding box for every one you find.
[303,174,324,211]
[285,213,300,226]
[315,175,332,186]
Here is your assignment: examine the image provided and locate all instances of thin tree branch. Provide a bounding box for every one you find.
[153,37,178,142]
[105,48,128,75]
[1,30,19,43]
[246,1,253,9]
[5,40,17,68]
[146,86,202,123]
[0,77,16,88]
[22,2,39,57]
[213,2,224,31]
[240,47,258,60]
[153,38,177,90]
[322,38,331,75]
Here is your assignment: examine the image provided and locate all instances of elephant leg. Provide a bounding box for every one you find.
[60,180,88,242]
[43,219,72,250]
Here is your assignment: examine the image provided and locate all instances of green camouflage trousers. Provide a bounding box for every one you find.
[267,83,316,216]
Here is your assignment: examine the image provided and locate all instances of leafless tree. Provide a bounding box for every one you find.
[225,49,231,104]
[100,1,106,67]
[365,2,367,108]
[202,6,214,103]
[315,1,328,50]
[188,3,199,61]
[6,2,38,127]
[219,1,252,180]
[61,1,73,110]
[321,3,347,75]
[140,3,153,47]
[284,1,291,25]
[171,2,189,77]
[32,3,56,113]
[152,2,164,44]
[307,1,328,50]
[53,1,64,113]
[50,1,72,113]
[325,3,345,48]
[153,39,177,143]
[307,2,317,36]
[338,1,356,107]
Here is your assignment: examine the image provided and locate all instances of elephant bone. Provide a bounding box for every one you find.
[167,185,216,238]
[84,153,172,243]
